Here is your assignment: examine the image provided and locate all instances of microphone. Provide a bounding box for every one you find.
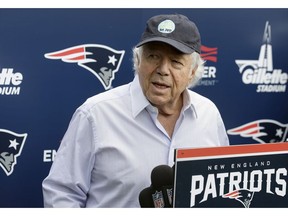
[139,165,174,208]
[138,187,155,207]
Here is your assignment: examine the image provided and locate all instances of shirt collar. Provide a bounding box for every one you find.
[130,75,151,118]
[130,75,198,118]
[182,88,198,119]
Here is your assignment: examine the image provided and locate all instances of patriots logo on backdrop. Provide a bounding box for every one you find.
[0,129,27,176]
[45,44,125,90]
[223,189,254,208]
[227,119,288,143]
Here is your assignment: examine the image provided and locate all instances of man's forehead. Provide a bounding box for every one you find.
[143,42,189,55]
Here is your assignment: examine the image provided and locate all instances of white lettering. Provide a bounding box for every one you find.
[275,168,287,197]
[217,173,229,196]
[229,171,241,192]
[200,174,217,203]
[250,170,262,192]
[242,68,288,85]
[43,149,57,162]
[190,175,204,207]
[264,169,275,194]
[189,168,287,207]
[203,66,216,78]
[0,68,23,85]
[0,86,20,95]
[257,84,286,92]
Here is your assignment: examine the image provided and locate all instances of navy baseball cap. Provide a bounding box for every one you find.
[136,14,201,54]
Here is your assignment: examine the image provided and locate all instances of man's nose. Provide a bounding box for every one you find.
[156,58,170,76]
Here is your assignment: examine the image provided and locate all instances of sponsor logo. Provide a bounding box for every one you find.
[235,21,288,93]
[198,45,218,86]
[227,119,288,143]
[0,68,23,95]
[0,129,27,176]
[45,44,125,90]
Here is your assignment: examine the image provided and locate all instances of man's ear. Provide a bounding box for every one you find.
[190,64,198,79]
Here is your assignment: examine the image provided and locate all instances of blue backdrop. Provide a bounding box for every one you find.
[0,8,287,207]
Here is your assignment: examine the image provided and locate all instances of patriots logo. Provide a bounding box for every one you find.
[0,129,27,176]
[44,44,125,90]
[227,119,288,143]
[223,189,254,208]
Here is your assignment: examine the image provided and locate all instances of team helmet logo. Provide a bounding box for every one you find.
[152,190,165,208]
[227,119,288,143]
[0,129,27,176]
[223,189,255,208]
[44,44,125,90]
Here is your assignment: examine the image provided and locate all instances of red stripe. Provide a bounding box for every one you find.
[225,191,239,197]
[232,123,258,133]
[201,45,218,52]
[201,51,218,57]
[202,56,217,62]
[48,47,84,57]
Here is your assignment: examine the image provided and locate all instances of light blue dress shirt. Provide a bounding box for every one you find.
[42,75,229,207]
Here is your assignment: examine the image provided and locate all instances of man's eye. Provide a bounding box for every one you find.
[172,60,183,66]
[148,54,158,59]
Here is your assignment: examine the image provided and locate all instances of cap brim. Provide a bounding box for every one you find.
[136,37,195,54]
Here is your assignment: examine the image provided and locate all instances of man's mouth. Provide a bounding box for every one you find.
[152,82,170,89]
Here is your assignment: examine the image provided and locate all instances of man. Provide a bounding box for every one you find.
[42,14,229,207]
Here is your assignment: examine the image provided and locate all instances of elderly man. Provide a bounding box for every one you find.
[42,14,229,208]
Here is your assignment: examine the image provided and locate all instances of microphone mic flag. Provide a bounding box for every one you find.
[139,165,174,208]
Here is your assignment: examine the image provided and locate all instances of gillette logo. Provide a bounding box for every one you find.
[236,21,288,93]
[0,68,23,95]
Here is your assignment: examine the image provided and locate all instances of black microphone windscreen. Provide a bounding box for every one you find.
[151,165,173,189]
[139,186,154,207]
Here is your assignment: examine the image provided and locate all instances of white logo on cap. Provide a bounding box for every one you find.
[158,20,175,34]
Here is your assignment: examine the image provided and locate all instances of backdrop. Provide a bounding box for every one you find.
[0,8,287,207]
